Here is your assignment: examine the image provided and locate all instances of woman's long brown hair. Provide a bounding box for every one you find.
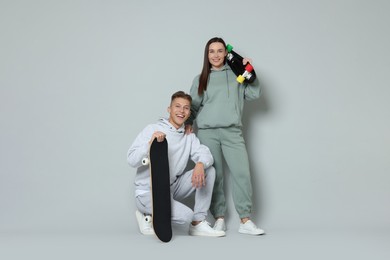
[197,37,227,96]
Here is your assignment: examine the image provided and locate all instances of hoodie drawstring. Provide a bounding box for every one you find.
[225,69,230,98]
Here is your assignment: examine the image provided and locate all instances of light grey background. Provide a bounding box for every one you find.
[1,0,389,259]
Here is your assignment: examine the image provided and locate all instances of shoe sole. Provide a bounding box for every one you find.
[190,232,226,237]
[189,230,226,237]
[238,229,265,235]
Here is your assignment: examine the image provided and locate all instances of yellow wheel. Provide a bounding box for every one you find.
[237,75,245,83]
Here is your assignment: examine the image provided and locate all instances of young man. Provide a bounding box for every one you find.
[127,91,225,237]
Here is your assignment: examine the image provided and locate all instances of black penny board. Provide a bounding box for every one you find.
[149,138,172,242]
[226,44,257,84]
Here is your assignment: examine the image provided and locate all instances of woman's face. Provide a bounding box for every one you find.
[208,42,227,70]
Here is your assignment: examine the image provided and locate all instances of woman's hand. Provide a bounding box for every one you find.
[242,57,253,65]
[185,124,193,135]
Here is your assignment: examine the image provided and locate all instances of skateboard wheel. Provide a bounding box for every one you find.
[245,64,253,72]
[142,158,149,166]
[226,44,233,52]
[144,215,152,222]
[237,75,245,84]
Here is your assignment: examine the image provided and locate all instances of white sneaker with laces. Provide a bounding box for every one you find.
[213,218,226,231]
[189,220,226,237]
[238,220,265,235]
[135,210,155,235]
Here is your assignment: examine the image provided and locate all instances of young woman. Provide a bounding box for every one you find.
[186,37,264,235]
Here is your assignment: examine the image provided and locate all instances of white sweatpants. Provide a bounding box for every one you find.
[135,166,216,224]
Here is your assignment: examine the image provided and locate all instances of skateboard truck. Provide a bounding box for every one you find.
[226,44,235,63]
[237,63,254,83]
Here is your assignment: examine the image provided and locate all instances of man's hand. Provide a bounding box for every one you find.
[191,162,205,188]
[150,131,166,143]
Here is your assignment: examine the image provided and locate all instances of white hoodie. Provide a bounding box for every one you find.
[127,118,214,197]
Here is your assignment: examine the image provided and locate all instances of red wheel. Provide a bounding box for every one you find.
[245,64,253,72]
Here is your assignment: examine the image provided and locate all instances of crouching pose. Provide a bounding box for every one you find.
[127,91,225,237]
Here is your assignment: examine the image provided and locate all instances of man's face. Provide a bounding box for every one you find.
[168,97,191,129]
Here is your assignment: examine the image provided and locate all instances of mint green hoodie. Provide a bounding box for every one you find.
[188,64,261,128]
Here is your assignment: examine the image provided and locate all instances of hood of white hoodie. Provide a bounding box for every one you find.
[157,117,185,134]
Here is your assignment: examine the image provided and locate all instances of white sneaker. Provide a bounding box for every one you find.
[213,218,226,231]
[238,220,265,235]
[135,210,155,235]
[189,220,226,237]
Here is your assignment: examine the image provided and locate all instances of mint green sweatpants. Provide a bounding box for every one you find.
[197,127,253,219]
